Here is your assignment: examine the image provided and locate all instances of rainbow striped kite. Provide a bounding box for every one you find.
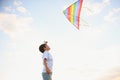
[63,0,83,30]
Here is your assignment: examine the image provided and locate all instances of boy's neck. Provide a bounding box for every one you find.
[45,50,49,52]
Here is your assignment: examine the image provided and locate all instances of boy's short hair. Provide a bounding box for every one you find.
[39,44,46,53]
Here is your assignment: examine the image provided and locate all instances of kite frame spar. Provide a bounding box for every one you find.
[63,0,83,30]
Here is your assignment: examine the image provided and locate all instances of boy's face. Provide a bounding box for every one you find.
[44,44,50,51]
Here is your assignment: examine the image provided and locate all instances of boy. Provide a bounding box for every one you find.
[39,41,53,80]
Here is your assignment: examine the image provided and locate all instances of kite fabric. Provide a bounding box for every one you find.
[63,0,83,30]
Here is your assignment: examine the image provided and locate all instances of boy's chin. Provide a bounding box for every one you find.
[48,48,50,50]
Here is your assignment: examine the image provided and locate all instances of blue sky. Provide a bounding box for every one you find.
[0,0,120,80]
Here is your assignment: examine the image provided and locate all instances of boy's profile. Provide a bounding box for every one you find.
[39,41,53,80]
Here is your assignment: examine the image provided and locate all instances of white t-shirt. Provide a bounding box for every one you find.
[42,51,53,72]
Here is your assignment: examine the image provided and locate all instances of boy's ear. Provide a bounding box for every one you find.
[43,47,46,50]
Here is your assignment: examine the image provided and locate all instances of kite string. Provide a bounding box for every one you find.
[82,7,93,13]
[79,18,90,27]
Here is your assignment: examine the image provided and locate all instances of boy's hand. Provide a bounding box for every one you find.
[44,58,51,74]
[46,68,51,74]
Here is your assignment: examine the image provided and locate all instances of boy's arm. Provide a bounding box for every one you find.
[43,58,51,74]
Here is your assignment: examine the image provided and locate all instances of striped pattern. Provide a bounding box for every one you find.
[63,0,83,30]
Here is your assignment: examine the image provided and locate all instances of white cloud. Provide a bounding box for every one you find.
[3,1,30,15]
[0,13,33,38]
[103,0,110,4]
[4,6,13,12]
[104,8,120,23]
[14,0,22,6]
[13,0,30,14]
[98,67,120,80]
[17,6,27,13]
[83,0,110,16]
[53,40,120,80]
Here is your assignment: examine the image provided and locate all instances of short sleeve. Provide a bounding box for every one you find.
[42,52,48,60]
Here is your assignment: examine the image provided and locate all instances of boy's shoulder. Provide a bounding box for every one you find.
[43,51,50,56]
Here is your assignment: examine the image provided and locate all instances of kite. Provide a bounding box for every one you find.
[63,0,83,30]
